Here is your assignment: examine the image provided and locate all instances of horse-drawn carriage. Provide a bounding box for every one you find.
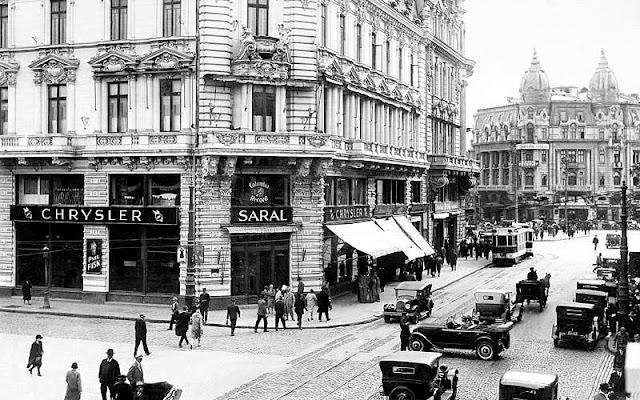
[516,274,551,312]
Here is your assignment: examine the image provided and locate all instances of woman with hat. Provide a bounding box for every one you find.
[592,383,610,400]
[64,362,82,400]
[26,334,43,376]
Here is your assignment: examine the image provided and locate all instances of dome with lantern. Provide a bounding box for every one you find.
[520,50,550,103]
[588,49,619,102]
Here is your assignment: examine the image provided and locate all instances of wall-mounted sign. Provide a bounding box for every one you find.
[373,204,408,217]
[10,205,178,225]
[86,239,102,274]
[177,246,187,263]
[324,205,370,222]
[231,206,293,224]
[249,180,270,203]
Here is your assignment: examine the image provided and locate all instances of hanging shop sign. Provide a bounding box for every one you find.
[86,239,103,274]
[230,206,293,224]
[324,205,370,222]
[10,205,178,225]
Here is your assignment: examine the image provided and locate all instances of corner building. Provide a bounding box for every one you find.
[473,51,640,223]
[0,0,197,303]
[198,0,477,301]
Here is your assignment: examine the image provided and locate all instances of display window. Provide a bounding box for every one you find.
[109,174,180,206]
[231,175,289,206]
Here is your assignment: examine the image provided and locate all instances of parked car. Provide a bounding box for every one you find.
[472,290,522,323]
[378,352,457,400]
[594,267,617,281]
[552,302,599,350]
[606,233,621,248]
[409,316,513,361]
[577,278,617,304]
[384,281,434,324]
[499,371,569,400]
[575,289,608,334]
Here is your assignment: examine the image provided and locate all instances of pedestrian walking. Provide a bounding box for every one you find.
[254,296,268,332]
[226,298,241,336]
[175,306,191,348]
[608,368,627,400]
[199,288,210,323]
[283,288,295,321]
[190,308,203,348]
[126,354,144,387]
[27,334,43,376]
[22,279,32,305]
[451,369,459,398]
[317,287,332,321]
[372,272,381,302]
[275,286,284,302]
[168,297,179,330]
[274,298,286,331]
[113,374,133,400]
[399,312,411,351]
[593,235,599,251]
[134,313,151,357]
[294,294,306,328]
[305,289,317,321]
[266,284,276,314]
[435,255,443,277]
[64,362,82,400]
[615,326,630,351]
[296,276,305,297]
[475,241,481,260]
[450,251,457,271]
[592,383,611,400]
[99,349,120,400]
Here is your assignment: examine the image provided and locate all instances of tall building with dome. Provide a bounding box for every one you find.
[472,50,640,225]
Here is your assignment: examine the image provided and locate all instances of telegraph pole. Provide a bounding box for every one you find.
[618,181,630,329]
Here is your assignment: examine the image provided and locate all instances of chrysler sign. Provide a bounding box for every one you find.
[10,205,179,225]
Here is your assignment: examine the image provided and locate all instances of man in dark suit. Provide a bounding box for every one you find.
[608,368,627,400]
[168,297,179,330]
[226,299,241,336]
[99,348,120,400]
[126,354,144,387]
[134,314,151,357]
[199,288,211,323]
[113,374,133,400]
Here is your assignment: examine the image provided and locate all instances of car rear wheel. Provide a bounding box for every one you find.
[408,337,426,352]
[476,341,495,360]
[389,386,416,400]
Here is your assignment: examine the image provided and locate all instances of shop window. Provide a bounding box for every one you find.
[51,0,66,45]
[324,177,366,206]
[48,84,66,134]
[110,174,180,206]
[232,174,289,206]
[163,0,181,37]
[252,85,275,132]
[111,0,127,40]
[230,233,289,296]
[160,79,180,132]
[411,181,421,203]
[568,173,577,186]
[108,82,128,133]
[378,179,405,204]
[18,175,83,205]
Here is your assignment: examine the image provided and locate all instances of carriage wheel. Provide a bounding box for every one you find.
[389,386,416,400]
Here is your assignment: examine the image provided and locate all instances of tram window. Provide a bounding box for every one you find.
[497,236,507,246]
[507,236,513,246]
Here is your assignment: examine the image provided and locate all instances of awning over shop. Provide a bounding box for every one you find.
[326,221,403,259]
[392,216,436,256]
[375,218,426,261]
[432,212,450,219]
[225,225,298,234]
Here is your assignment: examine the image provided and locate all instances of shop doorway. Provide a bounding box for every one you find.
[230,234,290,296]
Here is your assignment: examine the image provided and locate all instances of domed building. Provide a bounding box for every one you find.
[472,51,640,226]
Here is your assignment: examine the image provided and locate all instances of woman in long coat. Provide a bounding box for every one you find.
[22,280,32,305]
[64,362,82,400]
[190,308,203,348]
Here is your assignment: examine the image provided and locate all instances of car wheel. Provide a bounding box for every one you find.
[476,341,495,360]
[408,337,426,352]
[553,338,559,347]
[389,386,416,400]
[384,316,391,323]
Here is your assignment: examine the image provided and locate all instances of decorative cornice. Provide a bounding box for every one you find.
[29,52,80,84]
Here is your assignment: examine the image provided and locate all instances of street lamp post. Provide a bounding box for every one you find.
[42,245,51,309]
[561,156,568,234]
[618,181,630,329]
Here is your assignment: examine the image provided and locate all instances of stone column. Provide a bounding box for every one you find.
[93,77,102,133]
[7,73,16,134]
[35,76,43,133]
[275,86,286,132]
[180,74,190,132]
[67,78,76,134]
[338,88,344,138]
[128,75,137,133]
[354,95,361,140]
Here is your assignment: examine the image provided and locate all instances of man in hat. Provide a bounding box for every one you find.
[592,383,610,400]
[608,368,627,400]
[99,349,120,400]
[126,354,144,388]
[27,334,44,376]
[168,297,179,330]
[199,288,211,323]
[113,374,133,400]
[527,267,538,281]
[134,314,151,357]
[399,309,411,351]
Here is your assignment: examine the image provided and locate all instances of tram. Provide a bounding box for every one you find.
[491,227,534,265]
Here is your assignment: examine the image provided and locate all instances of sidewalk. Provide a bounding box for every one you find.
[0,257,491,330]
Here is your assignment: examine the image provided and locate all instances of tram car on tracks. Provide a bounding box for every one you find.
[491,227,535,265]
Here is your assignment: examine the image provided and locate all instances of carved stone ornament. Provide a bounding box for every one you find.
[216,132,239,145]
[223,157,237,177]
[0,57,20,87]
[431,175,449,189]
[138,46,194,72]
[202,155,219,178]
[29,53,80,84]
[307,135,327,147]
[296,158,312,178]
[313,159,332,177]
[88,49,138,74]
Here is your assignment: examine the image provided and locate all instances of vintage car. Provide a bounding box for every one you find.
[594,267,617,281]
[552,302,599,350]
[384,281,434,324]
[472,290,522,323]
[575,289,608,333]
[378,352,457,400]
[135,382,182,400]
[499,371,569,400]
[606,233,621,248]
[515,280,548,311]
[577,279,617,304]
[408,316,513,361]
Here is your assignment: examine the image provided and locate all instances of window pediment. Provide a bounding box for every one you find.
[0,57,20,86]
[29,53,80,84]
[321,59,344,79]
[89,50,138,74]
[138,46,194,72]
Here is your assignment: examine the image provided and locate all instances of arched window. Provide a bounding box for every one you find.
[527,107,534,120]
[541,175,547,186]
[568,173,577,186]
[526,123,534,143]
[614,172,621,185]
[612,124,619,141]
[570,124,577,139]
[525,171,534,187]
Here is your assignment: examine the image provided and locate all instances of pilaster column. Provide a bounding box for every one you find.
[68,0,75,44]
[128,75,137,133]
[376,103,382,143]
[354,95,361,140]
[100,80,108,133]
[180,74,190,132]
[94,77,102,133]
[7,74,16,134]
[34,74,43,133]
[67,78,76,134]
[275,86,286,132]
[362,99,369,141]
[144,75,154,132]
[129,0,136,39]
[338,88,344,137]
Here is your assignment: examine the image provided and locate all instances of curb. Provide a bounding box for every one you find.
[0,262,493,330]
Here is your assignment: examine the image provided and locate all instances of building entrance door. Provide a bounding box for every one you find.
[231,233,290,296]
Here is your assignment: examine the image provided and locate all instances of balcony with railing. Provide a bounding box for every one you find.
[0,134,76,157]
[428,154,481,173]
[554,184,593,192]
[53,188,84,205]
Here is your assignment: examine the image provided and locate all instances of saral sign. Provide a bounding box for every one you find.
[10,205,178,225]
[231,206,293,224]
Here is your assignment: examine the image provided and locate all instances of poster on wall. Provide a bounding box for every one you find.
[86,239,102,274]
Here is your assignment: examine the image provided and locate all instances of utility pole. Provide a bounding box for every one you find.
[513,144,519,222]
[561,156,568,234]
[618,181,630,330]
